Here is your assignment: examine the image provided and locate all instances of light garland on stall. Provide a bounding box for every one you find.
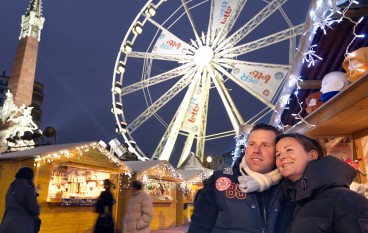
[274,0,365,130]
[33,142,132,174]
[231,134,247,166]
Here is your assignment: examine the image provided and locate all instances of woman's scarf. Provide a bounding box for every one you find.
[237,156,282,193]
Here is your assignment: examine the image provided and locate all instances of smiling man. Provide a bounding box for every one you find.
[188,123,294,233]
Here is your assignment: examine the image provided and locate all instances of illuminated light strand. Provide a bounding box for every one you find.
[298,45,323,67]
[231,134,247,167]
[290,76,316,128]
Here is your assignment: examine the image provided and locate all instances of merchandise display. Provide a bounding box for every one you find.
[47,166,111,205]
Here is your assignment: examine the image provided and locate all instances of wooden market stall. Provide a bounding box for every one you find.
[0,141,131,233]
[271,1,368,189]
[116,160,183,231]
[176,169,207,225]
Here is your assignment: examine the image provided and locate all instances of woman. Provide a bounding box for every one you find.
[94,179,115,233]
[275,133,368,233]
[0,166,40,233]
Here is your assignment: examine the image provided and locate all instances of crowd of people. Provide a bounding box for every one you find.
[1,123,368,233]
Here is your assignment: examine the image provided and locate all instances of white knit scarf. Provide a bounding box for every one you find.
[237,155,282,193]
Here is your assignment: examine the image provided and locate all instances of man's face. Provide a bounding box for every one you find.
[245,129,277,174]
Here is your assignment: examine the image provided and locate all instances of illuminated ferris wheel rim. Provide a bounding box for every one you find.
[112,0,303,163]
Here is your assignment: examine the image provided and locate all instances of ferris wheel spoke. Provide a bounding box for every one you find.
[210,0,247,47]
[121,63,194,96]
[213,58,290,70]
[215,0,288,53]
[211,62,275,109]
[128,51,191,62]
[182,0,203,45]
[217,23,304,58]
[206,65,243,131]
[145,16,195,52]
[154,70,203,161]
[127,68,197,133]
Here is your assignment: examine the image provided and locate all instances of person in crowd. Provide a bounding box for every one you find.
[275,133,368,233]
[188,123,294,233]
[193,179,207,205]
[122,180,154,233]
[94,179,116,233]
[0,166,40,233]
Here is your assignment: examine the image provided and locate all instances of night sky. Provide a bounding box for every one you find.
[0,0,310,165]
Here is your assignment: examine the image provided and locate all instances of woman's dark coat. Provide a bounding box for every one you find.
[284,156,368,233]
[0,178,40,233]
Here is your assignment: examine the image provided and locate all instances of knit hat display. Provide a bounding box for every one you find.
[237,156,282,193]
[15,166,34,180]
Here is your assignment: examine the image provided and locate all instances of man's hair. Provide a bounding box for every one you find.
[275,133,326,159]
[248,123,281,139]
[132,180,143,190]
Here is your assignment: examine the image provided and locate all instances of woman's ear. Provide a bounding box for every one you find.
[309,150,318,160]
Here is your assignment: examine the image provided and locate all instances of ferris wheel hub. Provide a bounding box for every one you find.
[193,46,214,67]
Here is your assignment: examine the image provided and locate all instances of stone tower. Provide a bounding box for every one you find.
[8,0,45,107]
[0,0,45,152]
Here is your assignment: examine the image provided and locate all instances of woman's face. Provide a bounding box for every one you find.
[275,137,317,182]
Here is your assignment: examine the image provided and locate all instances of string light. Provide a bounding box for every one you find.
[231,134,247,166]
[300,44,323,67]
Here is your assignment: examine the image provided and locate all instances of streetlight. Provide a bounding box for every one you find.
[206,156,212,169]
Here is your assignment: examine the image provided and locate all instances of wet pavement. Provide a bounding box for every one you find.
[151,224,189,233]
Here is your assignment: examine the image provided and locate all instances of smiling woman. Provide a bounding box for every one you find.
[275,133,368,233]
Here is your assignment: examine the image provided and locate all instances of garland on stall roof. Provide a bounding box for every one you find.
[274,0,365,132]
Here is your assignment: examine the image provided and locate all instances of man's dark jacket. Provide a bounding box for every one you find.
[188,164,294,233]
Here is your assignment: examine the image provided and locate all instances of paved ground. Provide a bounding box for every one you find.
[151,224,189,233]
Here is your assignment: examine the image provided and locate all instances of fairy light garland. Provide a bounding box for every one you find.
[231,134,247,166]
[273,0,365,129]
[33,142,131,173]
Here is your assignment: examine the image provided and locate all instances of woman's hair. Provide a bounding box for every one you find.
[15,166,34,180]
[275,133,326,159]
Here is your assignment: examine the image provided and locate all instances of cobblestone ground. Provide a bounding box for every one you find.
[150,224,189,233]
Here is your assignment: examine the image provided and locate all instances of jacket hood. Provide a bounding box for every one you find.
[283,156,356,202]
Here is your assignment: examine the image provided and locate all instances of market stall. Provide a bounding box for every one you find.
[176,169,207,225]
[117,160,183,231]
[270,1,368,196]
[0,141,130,233]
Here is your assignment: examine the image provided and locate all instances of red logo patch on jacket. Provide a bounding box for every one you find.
[216,177,231,191]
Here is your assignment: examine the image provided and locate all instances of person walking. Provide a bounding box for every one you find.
[275,133,368,233]
[0,166,40,233]
[94,179,116,233]
[123,180,154,233]
[188,123,294,233]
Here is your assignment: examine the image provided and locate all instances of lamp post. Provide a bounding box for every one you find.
[206,156,212,169]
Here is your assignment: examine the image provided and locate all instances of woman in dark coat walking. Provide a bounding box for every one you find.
[0,166,40,233]
[275,133,368,233]
[94,179,115,233]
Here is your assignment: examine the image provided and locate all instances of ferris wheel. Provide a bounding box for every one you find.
[112,0,306,165]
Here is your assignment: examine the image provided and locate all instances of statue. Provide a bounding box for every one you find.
[320,71,350,102]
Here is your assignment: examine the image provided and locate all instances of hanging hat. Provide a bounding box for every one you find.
[15,167,34,180]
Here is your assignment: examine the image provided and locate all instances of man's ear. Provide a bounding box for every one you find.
[309,150,318,160]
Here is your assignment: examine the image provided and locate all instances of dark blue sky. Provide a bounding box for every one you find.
[0,0,310,165]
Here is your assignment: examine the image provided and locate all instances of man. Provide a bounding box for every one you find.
[122,180,154,233]
[188,123,294,233]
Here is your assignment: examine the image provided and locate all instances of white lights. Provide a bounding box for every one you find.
[122,41,132,53]
[132,22,143,35]
[112,82,122,94]
[145,4,156,17]
[111,102,123,114]
[116,121,127,134]
[116,61,126,74]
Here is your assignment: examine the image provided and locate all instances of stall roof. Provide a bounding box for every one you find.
[0,142,96,160]
[124,160,183,181]
[177,169,206,181]
[0,141,132,172]
[177,154,214,177]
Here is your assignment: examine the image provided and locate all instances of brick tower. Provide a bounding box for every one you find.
[0,0,45,152]
[8,0,45,107]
